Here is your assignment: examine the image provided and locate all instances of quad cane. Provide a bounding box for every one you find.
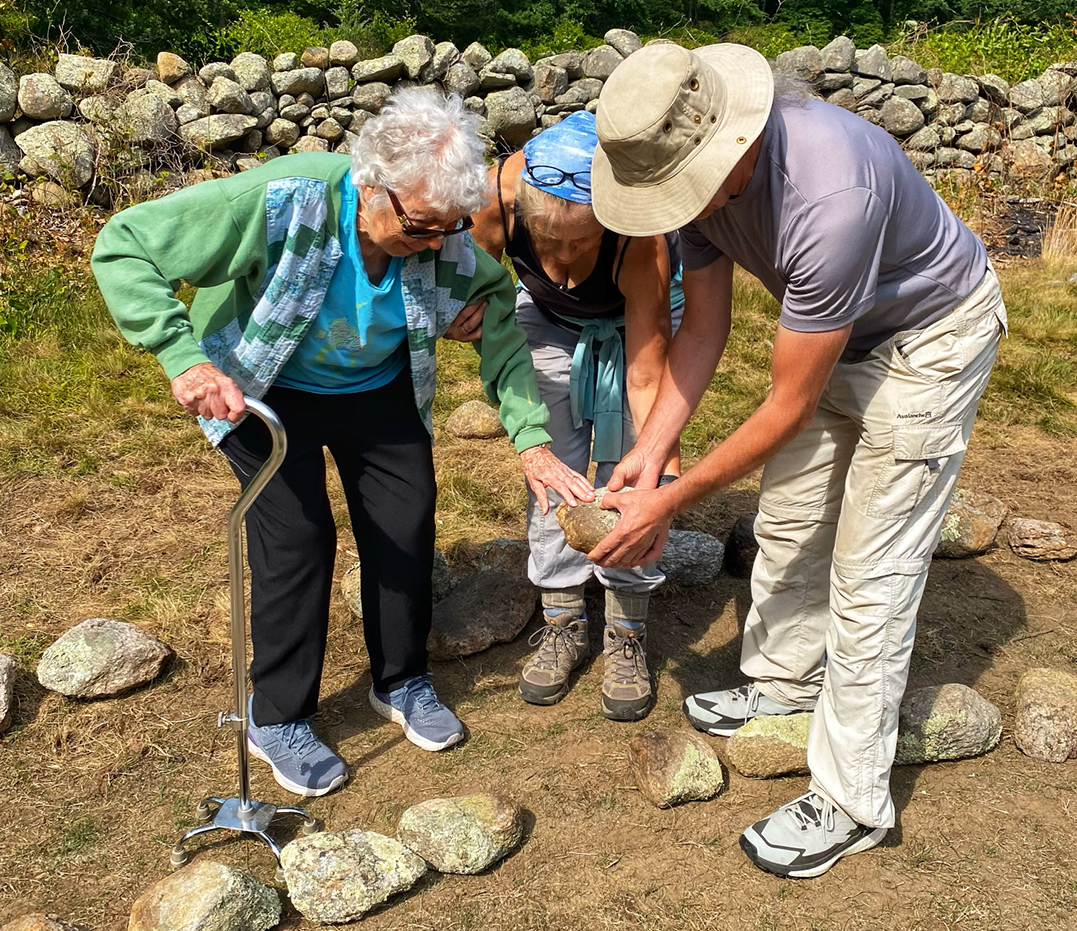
[171,397,320,878]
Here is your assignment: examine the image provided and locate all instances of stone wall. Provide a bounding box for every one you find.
[0,31,1074,204]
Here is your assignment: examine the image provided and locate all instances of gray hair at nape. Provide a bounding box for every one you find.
[350,88,491,215]
[515,175,596,239]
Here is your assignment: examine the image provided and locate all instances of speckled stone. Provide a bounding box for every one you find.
[444,399,507,439]
[36,618,172,698]
[429,570,537,659]
[727,684,1001,777]
[1007,518,1077,561]
[280,830,426,923]
[934,488,1007,558]
[659,530,725,586]
[895,683,1002,765]
[478,537,530,577]
[727,713,812,778]
[397,794,524,873]
[628,729,726,808]
[128,860,280,931]
[557,487,626,553]
[1014,668,1077,762]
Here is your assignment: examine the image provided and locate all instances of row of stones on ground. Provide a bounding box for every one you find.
[3,481,1071,729]
[0,792,528,929]
[5,670,1075,930]
[632,670,1077,811]
[1,32,1076,196]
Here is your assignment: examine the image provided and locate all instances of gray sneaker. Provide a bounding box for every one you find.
[247,707,348,798]
[601,621,651,721]
[683,683,809,737]
[369,674,463,751]
[740,792,887,878]
[519,611,589,705]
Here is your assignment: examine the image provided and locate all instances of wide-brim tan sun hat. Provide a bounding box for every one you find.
[591,43,774,236]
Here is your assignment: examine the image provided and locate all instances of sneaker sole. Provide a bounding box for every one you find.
[518,683,569,705]
[368,687,463,752]
[682,699,744,737]
[247,738,348,798]
[740,826,887,879]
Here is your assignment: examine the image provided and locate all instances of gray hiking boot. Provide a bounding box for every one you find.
[519,611,589,705]
[602,621,651,721]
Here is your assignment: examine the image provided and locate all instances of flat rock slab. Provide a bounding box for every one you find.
[628,729,725,808]
[281,830,426,923]
[727,683,1001,778]
[0,917,86,931]
[128,860,280,931]
[935,488,1007,557]
[0,653,14,732]
[478,537,529,577]
[37,618,172,698]
[659,529,724,586]
[1007,518,1077,561]
[397,794,525,873]
[557,487,626,553]
[445,399,506,439]
[341,552,456,619]
[429,570,537,659]
[722,515,758,578]
[1014,667,1077,762]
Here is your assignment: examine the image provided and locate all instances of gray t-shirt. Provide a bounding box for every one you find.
[681,98,987,351]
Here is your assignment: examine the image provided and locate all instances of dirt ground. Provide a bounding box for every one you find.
[1,406,1075,930]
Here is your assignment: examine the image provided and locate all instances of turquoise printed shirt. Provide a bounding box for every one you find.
[276,178,407,393]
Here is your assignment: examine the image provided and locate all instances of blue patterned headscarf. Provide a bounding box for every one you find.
[521,111,597,205]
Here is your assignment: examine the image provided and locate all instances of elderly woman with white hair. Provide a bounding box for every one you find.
[464,111,683,722]
[91,89,592,797]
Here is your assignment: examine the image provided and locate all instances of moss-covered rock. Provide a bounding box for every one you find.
[628,728,725,808]
[397,794,525,873]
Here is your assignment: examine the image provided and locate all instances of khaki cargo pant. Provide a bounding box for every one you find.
[742,266,1006,828]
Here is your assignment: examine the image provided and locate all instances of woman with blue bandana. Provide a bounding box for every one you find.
[465,110,684,721]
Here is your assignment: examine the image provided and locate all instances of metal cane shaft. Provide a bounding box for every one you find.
[227,398,287,808]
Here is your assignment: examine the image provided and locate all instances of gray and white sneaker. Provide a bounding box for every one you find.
[740,792,887,878]
[247,708,348,798]
[369,673,464,751]
[683,683,808,736]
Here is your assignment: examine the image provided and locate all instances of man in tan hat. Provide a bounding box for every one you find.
[587,43,1006,878]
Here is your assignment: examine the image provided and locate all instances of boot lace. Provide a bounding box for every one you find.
[527,619,581,669]
[607,630,646,684]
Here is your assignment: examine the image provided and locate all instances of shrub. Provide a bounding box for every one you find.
[219,7,331,58]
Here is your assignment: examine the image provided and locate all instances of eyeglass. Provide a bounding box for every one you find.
[525,164,592,191]
[386,189,474,238]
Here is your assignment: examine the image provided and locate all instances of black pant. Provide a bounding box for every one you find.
[220,370,436,726]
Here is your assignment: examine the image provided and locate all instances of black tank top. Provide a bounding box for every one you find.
[498,159,627,323]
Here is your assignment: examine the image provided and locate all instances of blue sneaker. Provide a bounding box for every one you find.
[247,704,348,798]
[369,674,464,751]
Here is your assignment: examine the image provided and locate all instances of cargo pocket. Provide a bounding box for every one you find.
[866,422,967,520]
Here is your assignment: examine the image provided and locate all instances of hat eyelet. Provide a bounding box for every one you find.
[693,114,701,124]
[710,115,717,123]
[736,135,747,144]
[663,121,672,133]
[689,78,699,91]
[694,137,701,146]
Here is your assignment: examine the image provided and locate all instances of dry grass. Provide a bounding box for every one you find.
[1041,200,1077,268]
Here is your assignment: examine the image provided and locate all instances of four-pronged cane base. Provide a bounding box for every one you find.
[171,796,320,873]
